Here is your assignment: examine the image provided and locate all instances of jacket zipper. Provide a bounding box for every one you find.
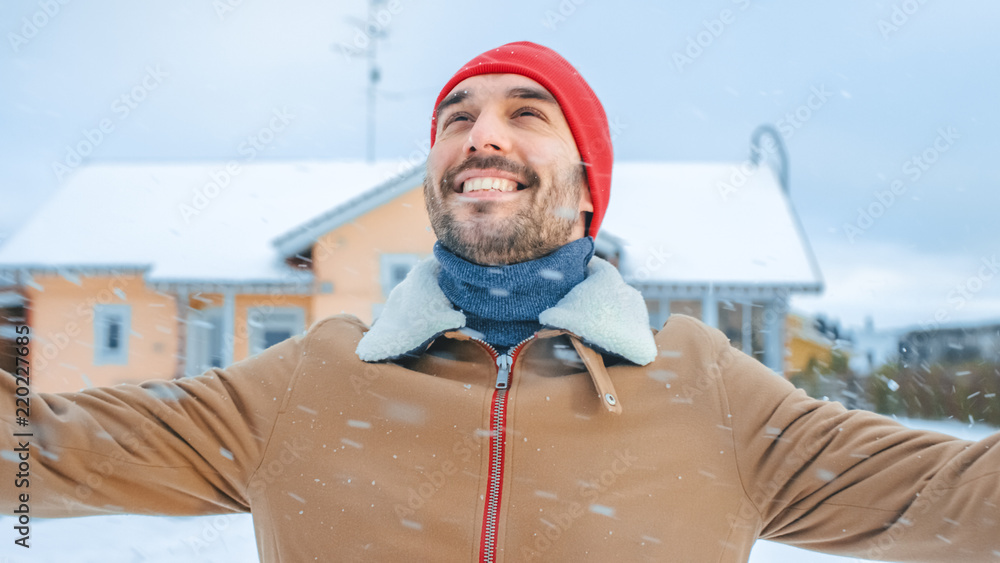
[475,336,532,563]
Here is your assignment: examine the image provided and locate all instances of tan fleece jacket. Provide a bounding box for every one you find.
[2,257,999,561]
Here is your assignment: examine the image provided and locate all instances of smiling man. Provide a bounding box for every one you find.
[425,70,594,266]
[3,42,1000,562]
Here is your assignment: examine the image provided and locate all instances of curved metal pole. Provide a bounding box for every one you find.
[750,124,789,193]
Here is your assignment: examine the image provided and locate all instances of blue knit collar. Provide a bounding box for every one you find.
[356,253,658,366]
[433,238,595,348]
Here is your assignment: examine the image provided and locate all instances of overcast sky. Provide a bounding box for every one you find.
[2,0,999,333]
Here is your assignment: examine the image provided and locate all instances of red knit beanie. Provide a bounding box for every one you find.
[430,41,612,238]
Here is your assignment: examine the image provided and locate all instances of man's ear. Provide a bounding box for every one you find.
[577,187,594,238]
[578,184,594,213]
[577,173,594,235]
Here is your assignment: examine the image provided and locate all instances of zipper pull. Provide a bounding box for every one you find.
[495,353,512,389]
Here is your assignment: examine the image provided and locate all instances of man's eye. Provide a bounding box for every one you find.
[515,108,541,119]
[444,113,472,127]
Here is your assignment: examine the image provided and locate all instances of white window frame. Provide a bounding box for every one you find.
[186,307,225,376]
[247,306,305,356]
[94,304,131,366]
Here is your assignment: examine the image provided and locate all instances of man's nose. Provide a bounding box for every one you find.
[463,112,510,155]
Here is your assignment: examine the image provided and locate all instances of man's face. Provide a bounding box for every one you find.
[424,73,593,266]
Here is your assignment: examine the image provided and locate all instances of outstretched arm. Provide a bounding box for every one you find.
[718,333,1000,561]
[1,328,307,517]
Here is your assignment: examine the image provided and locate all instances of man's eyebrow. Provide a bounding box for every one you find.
[506,87,557,105]
[435,86,558,117]
[436,90,470,116]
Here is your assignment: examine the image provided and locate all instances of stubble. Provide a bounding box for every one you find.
[424,156,585,266]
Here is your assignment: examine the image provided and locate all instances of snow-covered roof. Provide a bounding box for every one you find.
[1,159,822,292]
[0,160,419,284]
[602,161,823,292]
[273,165,424,257]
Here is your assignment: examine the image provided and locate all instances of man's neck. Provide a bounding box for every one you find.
[434,237,595,350]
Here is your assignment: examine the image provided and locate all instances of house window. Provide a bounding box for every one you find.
[750,304,766,363]
[718,301,744,351]
[248,307,305,356]
[380,254,421,297]
[94,304,131,365]
[206,310,225,368]
[717,300,768,359]
[186,307,225,375]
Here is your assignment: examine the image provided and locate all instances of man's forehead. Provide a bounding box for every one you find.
[438,73,559,112]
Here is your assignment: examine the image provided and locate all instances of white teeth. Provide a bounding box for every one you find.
[462,177,517,193]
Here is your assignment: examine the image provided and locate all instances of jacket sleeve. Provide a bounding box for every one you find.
[0,328,308,517]
[715,330,1000,561]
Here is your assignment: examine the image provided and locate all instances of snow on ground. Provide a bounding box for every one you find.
[2,417,995,562]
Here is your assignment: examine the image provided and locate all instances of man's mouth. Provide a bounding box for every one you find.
[460,177,525,194]
[453,169,529,195]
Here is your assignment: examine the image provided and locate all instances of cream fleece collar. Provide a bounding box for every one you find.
[355,255,657,366]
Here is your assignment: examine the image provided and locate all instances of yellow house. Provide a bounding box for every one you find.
[0,160,434,392]
[784,311,837,376]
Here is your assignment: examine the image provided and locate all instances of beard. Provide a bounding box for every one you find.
[424,155,586,266]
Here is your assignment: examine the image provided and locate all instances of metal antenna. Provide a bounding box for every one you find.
[334,0,388,163]
[365,0,382,163]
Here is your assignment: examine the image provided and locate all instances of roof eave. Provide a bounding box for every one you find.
[146,274,316,295]
[0,264,316,295]
[628,279,823,299]
[272,164,426,257]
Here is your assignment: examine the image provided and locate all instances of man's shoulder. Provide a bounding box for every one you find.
[302,314,371,348]
[652,314,731,364]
